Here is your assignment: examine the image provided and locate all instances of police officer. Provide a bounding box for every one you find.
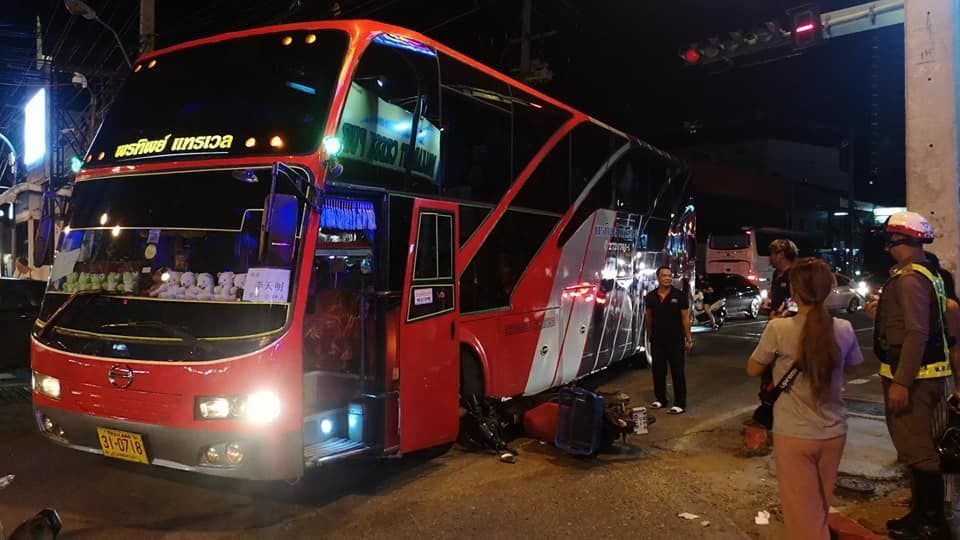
[864,211,952,540]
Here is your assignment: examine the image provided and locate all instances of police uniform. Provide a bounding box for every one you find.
[875,257,953,471]
[644,287,689,409]
[875,256,953,538]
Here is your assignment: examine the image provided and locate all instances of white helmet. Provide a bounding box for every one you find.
[886,211,934,244]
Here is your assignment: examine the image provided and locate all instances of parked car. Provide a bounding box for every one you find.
[706,273,761,319]
[826,273,867,313]
[0,278,46,372]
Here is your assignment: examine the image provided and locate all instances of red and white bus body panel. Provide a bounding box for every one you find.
[31,20,684,478]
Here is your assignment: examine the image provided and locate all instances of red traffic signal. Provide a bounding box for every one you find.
[682,47,703,65]
[788,3,821,49]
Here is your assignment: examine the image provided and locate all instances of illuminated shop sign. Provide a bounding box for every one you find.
[337,82,441,181]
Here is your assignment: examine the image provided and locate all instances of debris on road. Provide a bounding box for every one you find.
[677,512,700,520]
[754,510,771,525]
[700,520,711,527]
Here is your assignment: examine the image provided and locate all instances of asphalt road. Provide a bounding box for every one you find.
[0,312,882,539]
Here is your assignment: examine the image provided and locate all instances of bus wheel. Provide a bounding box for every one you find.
[458,348,515,456]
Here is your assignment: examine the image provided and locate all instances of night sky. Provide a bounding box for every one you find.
[1,0,905,204]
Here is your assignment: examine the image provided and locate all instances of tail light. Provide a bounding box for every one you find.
[747,274,758,282]
[596,289,607,305]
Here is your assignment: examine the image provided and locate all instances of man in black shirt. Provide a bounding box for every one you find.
[767,239,798,318]
[644,266,693,414]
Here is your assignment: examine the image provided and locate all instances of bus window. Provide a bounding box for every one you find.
[708,233,750,250]
[335,41,441,195]
[510,87,569,178]
[458,204,491,247]
[511,133,570,214]
[556,123,629,246]
[438,54,512,203]
[461,210,558,313]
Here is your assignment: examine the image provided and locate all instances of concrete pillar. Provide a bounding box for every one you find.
[905,0,960,275]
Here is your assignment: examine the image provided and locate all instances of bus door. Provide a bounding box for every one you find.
[398,201,459,452]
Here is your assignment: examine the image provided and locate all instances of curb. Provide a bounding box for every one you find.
[829,512,884,540]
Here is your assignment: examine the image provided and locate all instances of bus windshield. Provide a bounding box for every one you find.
[85,30,348,167]
[708,233,750,250]
[35,169,304,361]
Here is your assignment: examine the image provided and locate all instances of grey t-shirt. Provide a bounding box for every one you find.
[751,314,864,440]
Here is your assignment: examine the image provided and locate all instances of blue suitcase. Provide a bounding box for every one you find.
[555,387,604,455]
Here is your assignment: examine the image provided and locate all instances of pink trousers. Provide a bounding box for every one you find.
[773,433,846,540]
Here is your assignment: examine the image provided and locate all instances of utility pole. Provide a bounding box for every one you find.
[139,0,156,53]
[510,0,554,84]
[904,0,960,274]
[520,0,532,75]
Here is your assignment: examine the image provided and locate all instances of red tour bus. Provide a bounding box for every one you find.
[30,20,693,480]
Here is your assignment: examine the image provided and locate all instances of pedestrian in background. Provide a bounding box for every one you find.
[768,239,799,318]
[13,257,30,279]
[746,258,864,540]
[645,266,693,415]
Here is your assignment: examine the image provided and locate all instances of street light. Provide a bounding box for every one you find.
[64,0,133,69]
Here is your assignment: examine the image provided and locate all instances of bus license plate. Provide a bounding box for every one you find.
[96,427,149,464]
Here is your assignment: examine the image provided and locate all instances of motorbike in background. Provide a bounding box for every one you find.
[0,475,62,540]
[692,293,727,330]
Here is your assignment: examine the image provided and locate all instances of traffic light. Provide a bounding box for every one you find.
[788,3,821,49]
[680,45,702,66]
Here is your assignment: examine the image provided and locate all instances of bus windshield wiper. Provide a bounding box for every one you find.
[98,321,201,346]
[36,290,104,341]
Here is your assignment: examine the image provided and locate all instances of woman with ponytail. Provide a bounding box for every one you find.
[746,258,864,539]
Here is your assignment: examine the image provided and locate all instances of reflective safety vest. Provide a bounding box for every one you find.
[876,263,953,380]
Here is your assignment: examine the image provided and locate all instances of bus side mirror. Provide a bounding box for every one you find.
[260,193,298,267]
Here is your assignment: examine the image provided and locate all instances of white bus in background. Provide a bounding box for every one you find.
[705,227,808,302]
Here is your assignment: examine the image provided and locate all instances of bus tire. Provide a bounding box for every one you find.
[458,346,487,448]
[460,346,484,398]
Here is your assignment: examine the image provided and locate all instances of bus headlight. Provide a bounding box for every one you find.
[245,391,282,424]
[32,371,61,400]
[196,391,280,423]
[197,397,234,419]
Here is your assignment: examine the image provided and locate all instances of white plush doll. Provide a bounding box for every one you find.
[157,271,182,299]
[105,272,121,293]
[195,273,215,300]
[214,271,235,299]
[232,273,246,299]
[121,272,137,294]
[179,272,197,299]
[90,273,105,291]
[62,272,79,293]
[77,272,91,291]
